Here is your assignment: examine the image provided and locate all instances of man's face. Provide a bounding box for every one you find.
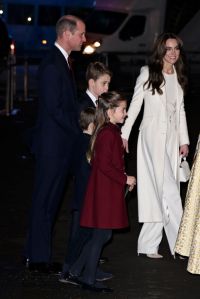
[68,20,86,51]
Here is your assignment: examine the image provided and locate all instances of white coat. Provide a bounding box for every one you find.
[121,66,189,222]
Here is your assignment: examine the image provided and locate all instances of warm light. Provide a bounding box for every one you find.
[27,16,32,22]
[0,9,3,15]
[10,43,15,54]
[83,45,95,54]
[41,39,48,45]
[93,41,101,48]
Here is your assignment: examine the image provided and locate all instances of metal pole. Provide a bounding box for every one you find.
[12,53,16,107]
[24,58,28,101]
[5,55,11,116]
[10,54,15,111]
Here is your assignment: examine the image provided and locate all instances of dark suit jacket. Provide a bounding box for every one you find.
[70,133,91,211]
[78,92,96,115]
[32,46,80,157]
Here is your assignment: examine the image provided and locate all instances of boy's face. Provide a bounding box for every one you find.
[90,74,111,98]
[87,122,95,135]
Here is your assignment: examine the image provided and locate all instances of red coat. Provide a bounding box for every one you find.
[80,122,128,229]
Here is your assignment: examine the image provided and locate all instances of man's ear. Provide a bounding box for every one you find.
[64,30,71,40]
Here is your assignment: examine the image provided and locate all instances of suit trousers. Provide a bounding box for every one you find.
[137,151,183,255]
[27,154,72,262]
[70,228,112,284]
[62,211,92,273]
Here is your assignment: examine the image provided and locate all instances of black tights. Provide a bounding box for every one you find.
[70,228,112,285]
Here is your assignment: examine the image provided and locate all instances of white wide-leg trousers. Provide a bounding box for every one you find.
[137,152,183,255]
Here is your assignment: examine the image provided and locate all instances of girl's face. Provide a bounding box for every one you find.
[163,38,180,67]
[108,100,127,124]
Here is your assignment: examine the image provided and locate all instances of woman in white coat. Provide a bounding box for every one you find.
[121,33,189,258]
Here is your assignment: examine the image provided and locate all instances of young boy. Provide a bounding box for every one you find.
[78,61,112,266]
[60,107,95,282]
[78,61,112,112]
[60,62,112,283]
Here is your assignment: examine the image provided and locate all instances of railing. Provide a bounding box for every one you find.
[0,54,39,116]
[5,53,16,116]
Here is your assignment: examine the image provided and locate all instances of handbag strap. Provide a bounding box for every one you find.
[179,155,186,165]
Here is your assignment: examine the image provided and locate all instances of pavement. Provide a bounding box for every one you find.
[0,84,200,299]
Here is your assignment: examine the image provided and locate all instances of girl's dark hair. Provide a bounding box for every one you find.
[79,107,95,130]
[144,32,188,95]
[87,91,126,162]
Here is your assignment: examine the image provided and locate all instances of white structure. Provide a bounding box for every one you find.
[83,0,167,55]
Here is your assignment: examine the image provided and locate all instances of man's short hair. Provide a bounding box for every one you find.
[56,15,83,37]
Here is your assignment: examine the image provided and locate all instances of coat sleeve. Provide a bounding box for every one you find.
[121,66,148,140]
[179,98,190,146]
[95,130,127,185]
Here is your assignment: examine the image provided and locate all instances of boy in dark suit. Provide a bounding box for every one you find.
[78,62,112,266]
[60,107,95,282]
[60,62,113,283]
[78,61,112,112]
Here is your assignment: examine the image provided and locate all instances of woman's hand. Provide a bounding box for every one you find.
[179,144,189,157]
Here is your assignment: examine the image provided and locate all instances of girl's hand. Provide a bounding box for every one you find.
[127,176,136,191]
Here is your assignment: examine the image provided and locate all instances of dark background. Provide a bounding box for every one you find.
[0,1,200,298]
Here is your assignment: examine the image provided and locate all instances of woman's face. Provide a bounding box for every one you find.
[163,38,180,66]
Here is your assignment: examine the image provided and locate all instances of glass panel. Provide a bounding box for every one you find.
[64,7,93,20]
[0,18,10,58]
[38,5,61,26]
[7,4,34,25]
[85,10,127,35]
[119,15,146,41]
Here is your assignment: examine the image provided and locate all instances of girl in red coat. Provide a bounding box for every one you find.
[69,91,136,293]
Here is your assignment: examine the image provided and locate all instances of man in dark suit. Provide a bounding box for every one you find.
[25,15,86,274]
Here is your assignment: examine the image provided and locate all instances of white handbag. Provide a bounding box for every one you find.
[179,156,190,182]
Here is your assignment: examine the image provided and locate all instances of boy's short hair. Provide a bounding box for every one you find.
[79,107,95,130]
[86,61,112,82]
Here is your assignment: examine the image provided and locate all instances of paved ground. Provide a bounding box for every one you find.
[0,82,200,299]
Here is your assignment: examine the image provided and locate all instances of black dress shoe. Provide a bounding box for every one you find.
[81,281,113,293]
[59,272,81,286]
[96,269,113,281]
[99,256,109,264]
[28,262,62,274]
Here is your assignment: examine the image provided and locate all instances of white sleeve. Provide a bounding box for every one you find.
[121,66,148,140]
